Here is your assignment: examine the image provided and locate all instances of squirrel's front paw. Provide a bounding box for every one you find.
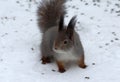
[58,69,66,73]
[79,64,87,69]
[57,61,66,73]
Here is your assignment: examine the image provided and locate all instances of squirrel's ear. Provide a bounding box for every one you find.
[58,15,64,32]
[66,16,77,40]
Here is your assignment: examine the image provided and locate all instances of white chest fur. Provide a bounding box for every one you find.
[55,49,79,62]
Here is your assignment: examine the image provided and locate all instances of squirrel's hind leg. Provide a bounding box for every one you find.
[41,56,52,64]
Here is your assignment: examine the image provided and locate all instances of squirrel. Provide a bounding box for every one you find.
[37,0,87,73]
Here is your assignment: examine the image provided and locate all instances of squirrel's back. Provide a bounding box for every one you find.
[37,0,66,33]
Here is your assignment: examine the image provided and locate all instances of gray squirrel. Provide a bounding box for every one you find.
[37,0,87,73]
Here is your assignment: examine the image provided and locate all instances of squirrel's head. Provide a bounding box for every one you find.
[53,15,77,53]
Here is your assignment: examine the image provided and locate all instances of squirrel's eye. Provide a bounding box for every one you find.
[64,40,68,44]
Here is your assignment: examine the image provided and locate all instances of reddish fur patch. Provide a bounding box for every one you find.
[56,61,66,73]
[41,56,51,64]
[78,55,87,68]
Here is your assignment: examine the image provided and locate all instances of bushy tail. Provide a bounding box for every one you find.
[37,0,66,33]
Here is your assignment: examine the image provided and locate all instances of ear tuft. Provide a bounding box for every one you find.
[58,15,64,32]
[66,16,77,40]
[67,16,77,29]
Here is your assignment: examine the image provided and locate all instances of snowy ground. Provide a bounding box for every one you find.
[0,0,120,82]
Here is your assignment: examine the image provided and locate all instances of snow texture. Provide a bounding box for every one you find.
[0,0,120,82]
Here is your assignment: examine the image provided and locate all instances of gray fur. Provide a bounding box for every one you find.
[37,0,86,72]
[41,26,84,61]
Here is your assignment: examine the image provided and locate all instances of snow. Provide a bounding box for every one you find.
[0,0,120,82]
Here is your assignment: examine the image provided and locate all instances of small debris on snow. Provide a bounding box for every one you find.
[92,63,96,65]
[52,69,56,72]
[31,48,34,51]
[85,76,90,79]
[115,38,119,41]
